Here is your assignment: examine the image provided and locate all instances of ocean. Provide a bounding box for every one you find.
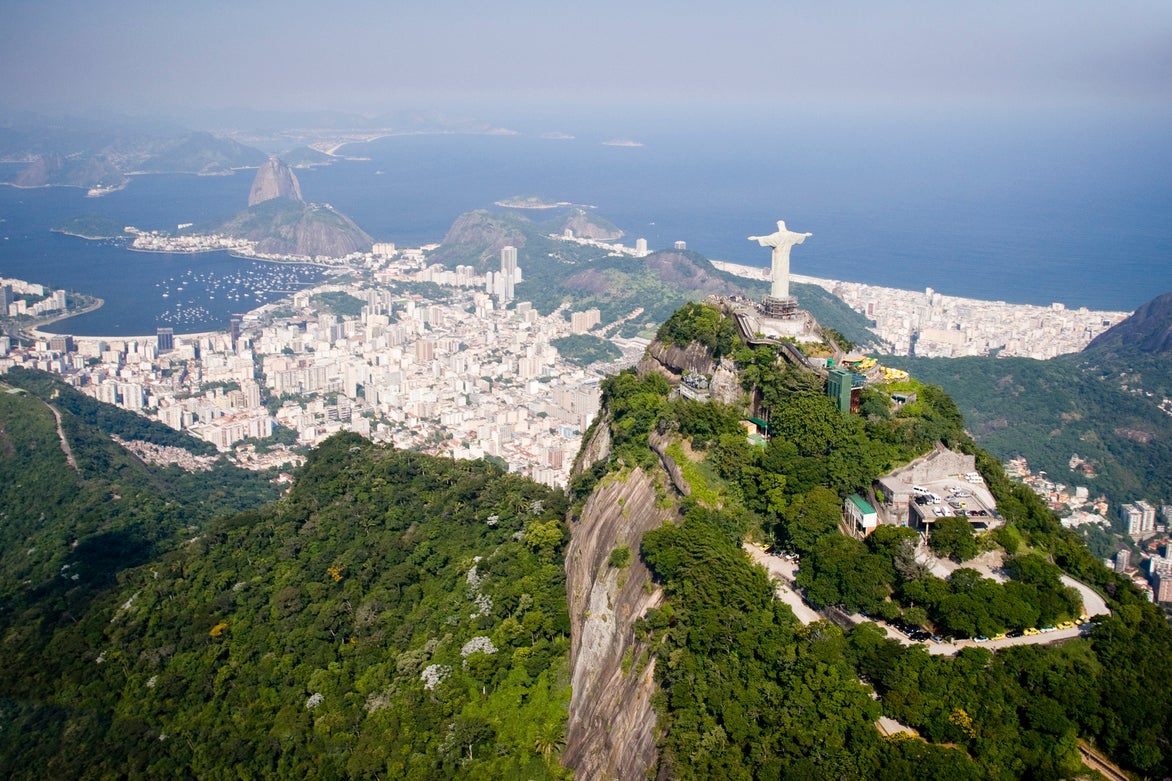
[1,108,1169,336]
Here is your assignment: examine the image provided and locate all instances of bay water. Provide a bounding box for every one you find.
[1,109,1169,336]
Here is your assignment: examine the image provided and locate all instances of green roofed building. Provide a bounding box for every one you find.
[845,493,878,537]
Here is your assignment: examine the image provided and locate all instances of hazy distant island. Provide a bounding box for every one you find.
[601,138,643,147]
[495,195,574,209]
[8,152,129,192]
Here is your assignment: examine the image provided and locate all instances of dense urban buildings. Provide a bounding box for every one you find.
[2,252,632,486]
[0,249,1146,489]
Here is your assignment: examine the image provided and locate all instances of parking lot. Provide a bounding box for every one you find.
[911,475,1001,531]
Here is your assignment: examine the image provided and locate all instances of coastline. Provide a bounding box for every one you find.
[124,242,344,271]
[227,252,346,270]
[709,260,1132,315]
[709,259,1132,359]
[50,229,129,241]
[23,295,105,337]
[495,199,574,209]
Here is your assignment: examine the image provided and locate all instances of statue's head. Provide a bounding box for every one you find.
[777,220,787,230]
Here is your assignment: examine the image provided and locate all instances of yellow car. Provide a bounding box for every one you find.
[1057,621,1076,630]
[1023,627,1041,636]
[992,633,1007,642]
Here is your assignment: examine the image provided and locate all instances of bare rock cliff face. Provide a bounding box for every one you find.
[572,419,611,477]
[709,358,744,405]
[564,429,666,779]
[248,158,303,206]
[638,340,717,384]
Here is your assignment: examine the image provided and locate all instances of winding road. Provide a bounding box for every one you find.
[743,542,1111,657]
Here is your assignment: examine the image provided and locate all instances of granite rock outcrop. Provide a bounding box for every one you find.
[248,157,304,206]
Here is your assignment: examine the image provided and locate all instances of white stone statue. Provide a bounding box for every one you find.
[749,220,811,299]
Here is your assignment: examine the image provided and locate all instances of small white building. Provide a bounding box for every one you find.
[846,494,878,537]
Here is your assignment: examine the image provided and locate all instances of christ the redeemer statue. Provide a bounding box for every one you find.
[748,220,811,300]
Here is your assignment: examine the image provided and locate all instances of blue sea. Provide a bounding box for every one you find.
[1,108,1169,336]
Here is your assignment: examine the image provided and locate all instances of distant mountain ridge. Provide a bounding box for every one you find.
[133,131,267,175]
[0,124,269,188]
[12,152,127,189]
[431,206,881,347]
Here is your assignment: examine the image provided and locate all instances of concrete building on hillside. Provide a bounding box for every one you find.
[570,308,601,334]
[826,368,862,414]
[876,444,981,530]
[1122,500,1157,539]
[1152,561,1172,603]
[1115,548,1131,573]
[845,494,878,538]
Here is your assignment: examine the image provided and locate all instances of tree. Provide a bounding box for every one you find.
[779,486,843,553]
[929,516,978,562]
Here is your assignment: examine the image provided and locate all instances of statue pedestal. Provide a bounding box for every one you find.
[761,295,799,319]
[734,298,816,342]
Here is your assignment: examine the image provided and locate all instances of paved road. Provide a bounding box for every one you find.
[743,544,822,625]
[744,543,1109,657]
[1062,574,1111,617]
[876,715,918,738]
[1078,740,1131,781]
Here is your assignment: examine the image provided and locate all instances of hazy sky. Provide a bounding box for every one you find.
[2,0,1170,118]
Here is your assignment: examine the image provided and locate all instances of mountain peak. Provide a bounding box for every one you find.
[248,157,303,207]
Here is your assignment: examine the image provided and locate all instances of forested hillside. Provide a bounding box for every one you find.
[572,302,1172,778]
[883,293,1172,510]
[888,353,1172,509]
[0,370,277,605]
[0,413,571,778]
[6,298,1172,779]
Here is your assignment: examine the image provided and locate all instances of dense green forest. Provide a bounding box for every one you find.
[52,214,131,239]
[0,372,277,607]
[5,367,220,455]
[0,426,572,779]
[549,333,622,367]
[588,304,1172,778]
[311,290,366,318]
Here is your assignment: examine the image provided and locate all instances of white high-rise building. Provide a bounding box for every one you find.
[493,246,521,305]
[1122,500,1157,538]
[501,245,518,275]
